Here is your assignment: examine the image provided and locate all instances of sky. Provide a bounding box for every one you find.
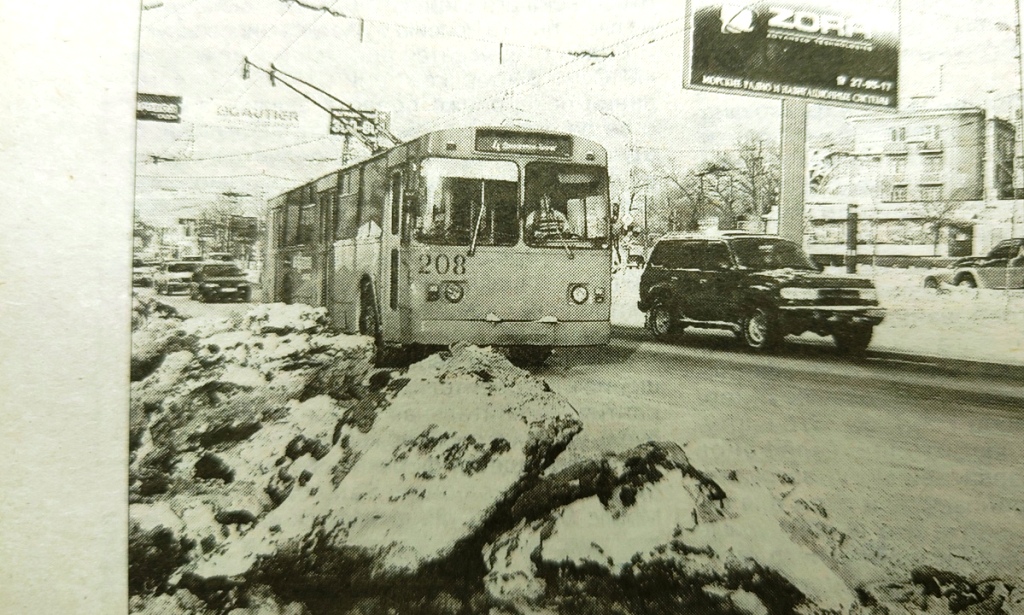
[134,0,1024,225]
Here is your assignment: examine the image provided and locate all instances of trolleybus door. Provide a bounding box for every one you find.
[379,168,409,341]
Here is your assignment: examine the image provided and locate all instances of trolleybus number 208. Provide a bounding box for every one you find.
[418,253,467,276]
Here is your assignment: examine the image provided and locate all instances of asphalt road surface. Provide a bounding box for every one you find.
[536,326,1024,585]
[138,286,253,320]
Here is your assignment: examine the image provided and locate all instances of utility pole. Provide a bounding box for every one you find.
[779,100,808,244]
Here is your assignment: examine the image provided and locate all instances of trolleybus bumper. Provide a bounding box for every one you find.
[413,319,610,347]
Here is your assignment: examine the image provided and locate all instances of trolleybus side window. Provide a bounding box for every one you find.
[336,170,359,239]
[524,163,608,248]
[414,158,518,247]
[284,190,301,246]
[297,200,317,245]
[390,172,402,235]
[358,160,385,238]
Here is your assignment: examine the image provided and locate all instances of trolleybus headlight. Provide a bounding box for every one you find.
[443,282,464,303]
[426,284,440,301]
[594,287,606,303]
[569,284,589,304]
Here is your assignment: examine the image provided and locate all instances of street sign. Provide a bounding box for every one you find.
[683,0,900,110]
[137,93,182,123]
[329,109,389,136]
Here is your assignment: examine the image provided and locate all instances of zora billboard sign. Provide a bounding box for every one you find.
[684,0,900,110]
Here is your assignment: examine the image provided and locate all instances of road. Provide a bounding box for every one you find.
[136,288,1024,583]
[138,286,253,320]
[536,326,1024,585]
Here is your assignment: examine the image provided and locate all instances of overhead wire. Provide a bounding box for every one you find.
[409,15,688,134]
[138,135,334,164]
[277,0,615,59]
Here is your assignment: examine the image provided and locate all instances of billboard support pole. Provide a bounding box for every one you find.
[779,99,807,245]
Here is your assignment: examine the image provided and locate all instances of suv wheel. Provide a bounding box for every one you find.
[834,325,873,356]
[955,274,977,288]
[741,306,781,351]
[648,302,678,339]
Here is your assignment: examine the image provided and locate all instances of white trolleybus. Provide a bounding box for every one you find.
[262,127,612,363]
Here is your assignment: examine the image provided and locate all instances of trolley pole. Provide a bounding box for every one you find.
[846,203,858,273]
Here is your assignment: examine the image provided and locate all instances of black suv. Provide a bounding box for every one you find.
[637,233,886,353]
[189,263,252,302]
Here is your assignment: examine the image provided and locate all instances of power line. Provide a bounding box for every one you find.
[138,172,300,181]
[139,135,334,164]
[410,16,687,134]
[277,0,616,59]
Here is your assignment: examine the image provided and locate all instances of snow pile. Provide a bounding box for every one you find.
[130,296,1021,615]
[129,300,377,607]
[860,567,1024,615]
[856,267,1024,364]
[484,440,858,615]
[183,344,583,594]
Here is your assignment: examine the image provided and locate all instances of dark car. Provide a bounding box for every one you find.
[923,238,1024,289]
[637,233,886,353]
[132,257,157,287]
[189,263,252,302]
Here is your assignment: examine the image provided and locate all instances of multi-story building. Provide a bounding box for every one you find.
[804,97,1020,261]
[850,97,1014,203]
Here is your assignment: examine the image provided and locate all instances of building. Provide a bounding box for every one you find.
[804,97,1020,261]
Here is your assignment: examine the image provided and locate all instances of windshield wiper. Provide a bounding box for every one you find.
[468,203,486,256]
[555,224,574,260]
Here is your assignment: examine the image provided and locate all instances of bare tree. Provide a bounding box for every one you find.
[732,134,780,227]
[915,187,973,256]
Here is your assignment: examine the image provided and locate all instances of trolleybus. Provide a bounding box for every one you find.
[262,126,612,362]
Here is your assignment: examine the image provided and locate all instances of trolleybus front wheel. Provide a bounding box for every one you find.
[505,346,553,367]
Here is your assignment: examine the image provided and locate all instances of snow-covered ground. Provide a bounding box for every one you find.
[612,266,1024,365]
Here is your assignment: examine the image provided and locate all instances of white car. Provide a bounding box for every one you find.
[924,238,1024,289]
[153,261,203,295]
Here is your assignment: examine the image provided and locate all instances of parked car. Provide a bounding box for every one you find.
[189,262,252,302]
[923,238,1024,289]
[132,257,158,287]
[204,252,235,262]
[154,261,203,295]
[637,232,886,353]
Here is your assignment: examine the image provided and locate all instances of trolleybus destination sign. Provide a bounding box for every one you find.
[683,0,900,110]
[475,129,572,157]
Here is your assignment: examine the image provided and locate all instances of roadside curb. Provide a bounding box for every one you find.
[611,324,1024,381]
[865,347,1024,382]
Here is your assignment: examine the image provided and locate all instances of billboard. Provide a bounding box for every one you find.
[137,93,182,123]
[684,0,900,110]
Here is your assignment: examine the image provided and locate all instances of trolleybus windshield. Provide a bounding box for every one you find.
[415,158,519,247]
[524,162,608,249]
